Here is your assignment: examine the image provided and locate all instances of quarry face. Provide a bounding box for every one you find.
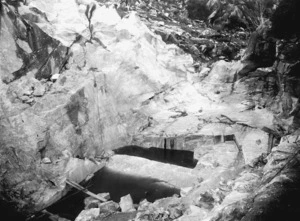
[1,0,300,220]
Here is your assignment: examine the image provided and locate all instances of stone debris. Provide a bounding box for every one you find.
[137,199,152,211]
[41,157,52,164]
[134,196,184,221]
[84,193,111,209]
[98,192,111,201]
[51,73,60,82]
[75,208,100,221]
[120,194,136,212]
[98,200,120,214]
[180,186,193,197]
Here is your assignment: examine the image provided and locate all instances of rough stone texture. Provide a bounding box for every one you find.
[194,142,239,168]
[0,1,193,213]
[1,0,300,217]
[135,196,183,221]
[119,194,135,212]
[84,193,110,209]
[172,135,299,221]
[0,3,68,83]
[98,200,120,214]
[75,208,100,221]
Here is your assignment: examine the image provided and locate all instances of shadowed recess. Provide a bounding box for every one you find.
[113,145,198,168]
[44,167,180,220]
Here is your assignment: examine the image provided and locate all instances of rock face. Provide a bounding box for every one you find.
[0,1,68,83]
[0,0,194,213]
[1,0,300,218]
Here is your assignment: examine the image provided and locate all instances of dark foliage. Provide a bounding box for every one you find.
[271,0,300,39]
[186,0,278,31]
[5,0,25,7]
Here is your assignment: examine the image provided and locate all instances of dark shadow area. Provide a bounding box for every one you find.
[41,167,179,220]
[0,200,26,221]
[242,180,300,221]
[89,167,180,203]
[113,145,198,168]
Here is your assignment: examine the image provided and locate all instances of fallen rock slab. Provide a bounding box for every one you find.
[120,194,135,212]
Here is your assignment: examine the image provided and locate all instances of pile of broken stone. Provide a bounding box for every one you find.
[75,192,183,221]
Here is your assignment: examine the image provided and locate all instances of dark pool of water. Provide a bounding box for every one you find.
[24,146,193,221]
[113,146,198,168]
[42,167,180,220]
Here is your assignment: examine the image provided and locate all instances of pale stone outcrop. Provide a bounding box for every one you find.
[0,0,193,213]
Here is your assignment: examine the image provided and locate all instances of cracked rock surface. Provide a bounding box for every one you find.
[1,0,300,220]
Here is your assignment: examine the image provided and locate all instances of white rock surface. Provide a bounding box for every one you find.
[75,208,100,221]
[107,155,199,188]
[0,0,282,213]
[119,194,135,212]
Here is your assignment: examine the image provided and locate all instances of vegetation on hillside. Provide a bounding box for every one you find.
[187,0,279,30]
